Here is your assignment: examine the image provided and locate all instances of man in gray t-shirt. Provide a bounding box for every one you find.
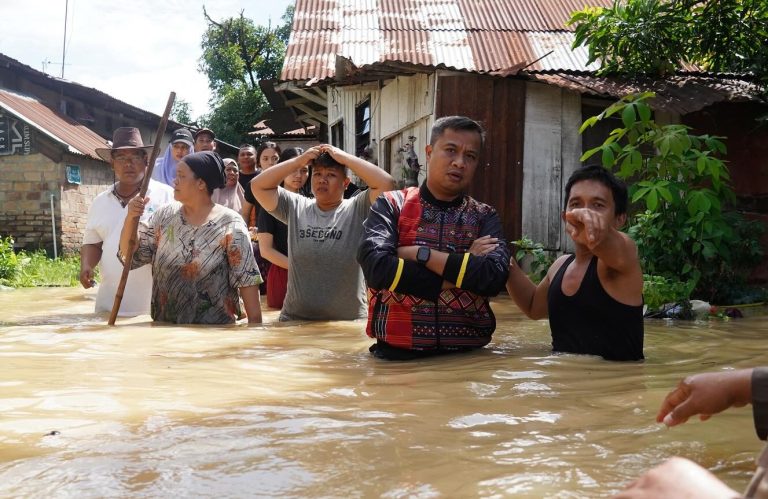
[272,188,370,320]
[250,144,394,321]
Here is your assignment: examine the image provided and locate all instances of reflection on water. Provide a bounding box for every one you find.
[1,287,767,497]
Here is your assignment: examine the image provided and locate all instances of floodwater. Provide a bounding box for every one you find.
[0,287,766,498]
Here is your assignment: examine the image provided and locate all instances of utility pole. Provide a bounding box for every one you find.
[61,0,68,78]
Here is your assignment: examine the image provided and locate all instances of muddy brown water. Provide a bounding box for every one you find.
[0,287,766,498]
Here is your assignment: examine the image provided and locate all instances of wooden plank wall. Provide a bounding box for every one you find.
[327,83,381,156]
[380,74,434,138]
[522,82,582,253]
[379,74,434,185]
[434,74,525,244]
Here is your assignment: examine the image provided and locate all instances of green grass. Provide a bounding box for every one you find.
[0,251,81,288]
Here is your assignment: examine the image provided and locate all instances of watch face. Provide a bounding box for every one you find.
[417,246,430,264]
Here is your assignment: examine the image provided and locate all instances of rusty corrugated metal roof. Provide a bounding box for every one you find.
[528,73,762,114]
[0,88,108,161]
[282,0,611,82]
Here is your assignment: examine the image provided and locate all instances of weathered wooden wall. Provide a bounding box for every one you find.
[522,82,582,253]
[435,73,525,244]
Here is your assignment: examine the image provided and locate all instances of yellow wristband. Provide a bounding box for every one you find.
[389,258,404,291]
[455,252,470,288]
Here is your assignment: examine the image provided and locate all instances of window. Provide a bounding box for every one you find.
[331,120,344,149]
[355,98,371,158]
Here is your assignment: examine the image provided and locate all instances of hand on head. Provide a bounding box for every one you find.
[656,369,753,427]
[301,146,323,163]
[318,144,347,162]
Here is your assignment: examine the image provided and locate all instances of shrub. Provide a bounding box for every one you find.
[0,236,80,288]
[511,237,556,284]
[580,92,763,301]
[643,274,694,312]
[0,236,19,284]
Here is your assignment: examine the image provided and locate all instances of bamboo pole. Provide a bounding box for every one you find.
[108,92,176,325]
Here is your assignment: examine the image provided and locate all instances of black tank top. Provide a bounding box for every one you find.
[547,255,644,361]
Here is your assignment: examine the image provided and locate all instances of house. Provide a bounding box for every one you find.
[271,0,768,272]
[0,53,235,255]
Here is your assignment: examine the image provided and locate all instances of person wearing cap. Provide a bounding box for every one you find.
[119,151,263,324]
[151,128,194,186]
[194,128,216,152]
[80,127,174,317]
[251,144,394,321]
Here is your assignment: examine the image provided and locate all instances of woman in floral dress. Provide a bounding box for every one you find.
[120,151,263,324]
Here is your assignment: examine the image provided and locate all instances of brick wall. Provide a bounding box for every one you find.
[59,156,114,254]
[0,152,58,253]
[0,141,112,255]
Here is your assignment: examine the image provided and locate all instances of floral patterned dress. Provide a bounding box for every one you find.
[128,202,262,324]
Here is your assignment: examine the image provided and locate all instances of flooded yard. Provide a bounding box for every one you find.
[0,287,766,497]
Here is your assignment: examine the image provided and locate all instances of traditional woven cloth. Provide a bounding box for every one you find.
[364,186,506,350]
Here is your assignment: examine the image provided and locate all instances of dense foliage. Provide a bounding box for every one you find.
[198,5,294,145]
[569,0,768,86]
[0,236,80,288]
[580,92,764,304]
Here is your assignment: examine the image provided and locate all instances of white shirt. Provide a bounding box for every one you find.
[82,179,174,316]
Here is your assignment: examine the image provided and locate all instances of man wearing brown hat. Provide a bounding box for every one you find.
[80,127,174,316]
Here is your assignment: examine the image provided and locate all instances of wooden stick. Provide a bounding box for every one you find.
[108,92,176,325]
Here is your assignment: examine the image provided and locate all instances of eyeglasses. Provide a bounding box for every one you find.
[112,154,144,164]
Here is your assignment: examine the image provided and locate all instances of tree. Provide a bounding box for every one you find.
[198,4,294,144]
[171,99,192,125]
[569,0,768,86]
[570,1,768,306]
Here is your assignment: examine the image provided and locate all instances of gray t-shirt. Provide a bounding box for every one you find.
[271,188,371,321]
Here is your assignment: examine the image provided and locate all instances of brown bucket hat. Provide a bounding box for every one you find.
[95,127,154,162]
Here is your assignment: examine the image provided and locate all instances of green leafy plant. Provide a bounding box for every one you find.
[569,0,768,89]
[512,237,555,284]
[580,92,763,301]
[570,0,684,77]
[0,237,80,288]
[642,274,694,312]
[0,236,19,283]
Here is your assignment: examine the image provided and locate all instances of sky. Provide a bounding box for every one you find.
[0,0,295,121]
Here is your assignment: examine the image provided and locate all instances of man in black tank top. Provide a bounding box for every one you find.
[506,165,644,361]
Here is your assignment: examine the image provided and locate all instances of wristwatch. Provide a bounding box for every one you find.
[416,246,431,265]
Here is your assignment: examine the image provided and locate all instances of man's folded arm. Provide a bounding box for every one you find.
[441,210,510,296]
[358,197,442,300]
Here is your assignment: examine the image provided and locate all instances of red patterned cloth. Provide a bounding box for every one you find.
[359,185,510,351]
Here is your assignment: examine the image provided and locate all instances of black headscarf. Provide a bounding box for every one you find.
[184,151,226,193]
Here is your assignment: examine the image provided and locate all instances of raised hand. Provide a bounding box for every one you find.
[564,208,607,248]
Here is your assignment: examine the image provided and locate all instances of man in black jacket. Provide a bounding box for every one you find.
[357,116,509,360]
